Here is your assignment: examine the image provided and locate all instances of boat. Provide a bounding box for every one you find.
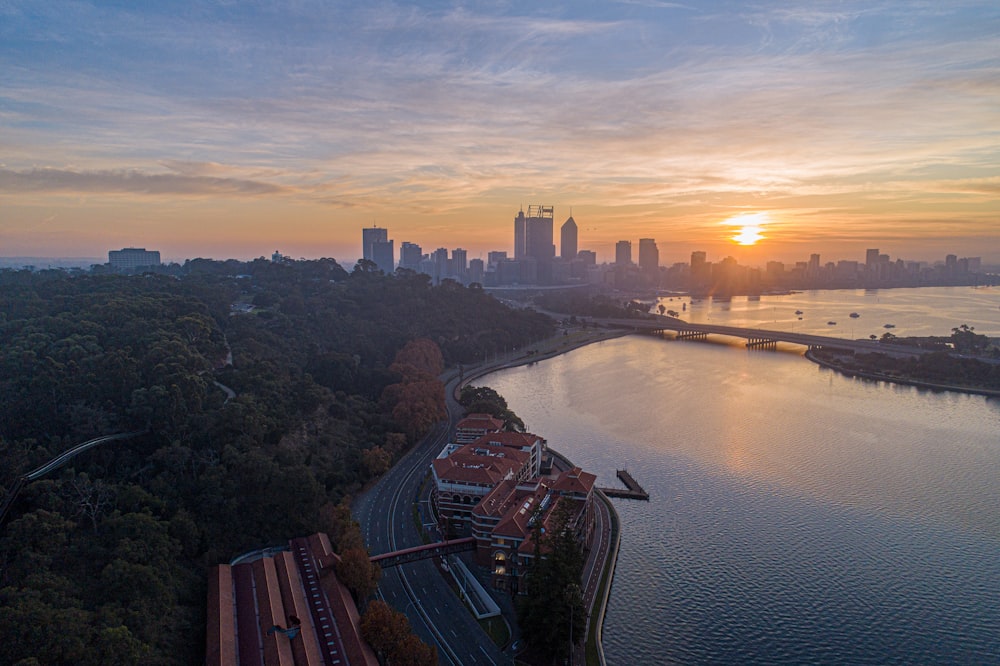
[827,321,837,326]
[849,312,860,318]
[884,323,896,329]
[795,310,803,315]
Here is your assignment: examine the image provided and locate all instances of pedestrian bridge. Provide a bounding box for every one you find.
[369,537,476,569]
[594,316,932,357]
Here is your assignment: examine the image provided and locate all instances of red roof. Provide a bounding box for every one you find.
[432,444,530,487]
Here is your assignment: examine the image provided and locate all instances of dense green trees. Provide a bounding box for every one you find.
[458,385,526,432]
[0,260,554,663]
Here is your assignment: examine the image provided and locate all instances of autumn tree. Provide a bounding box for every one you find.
[360,600,437,666]
[335,547,381,602]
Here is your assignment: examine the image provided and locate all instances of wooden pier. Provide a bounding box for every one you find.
[598,469,649,501]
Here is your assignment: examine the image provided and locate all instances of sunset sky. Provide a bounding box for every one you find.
[2,1,998,266]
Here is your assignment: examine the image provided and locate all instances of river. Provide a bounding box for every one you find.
[477,286,1000,664]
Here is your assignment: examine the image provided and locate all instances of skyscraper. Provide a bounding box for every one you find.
[561,215,578,260]
[451,248,468,278]
[371,239,394,275]
[399,241,423,271]
[516,205,555,283]
[513,209,526,259]
[362,227,388,262]
[638,238,659,272]
[616,240,632,265]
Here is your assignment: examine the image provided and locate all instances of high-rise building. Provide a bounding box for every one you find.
[399,242,423,271]
[615,240,632,265]
[371,239,395,275]
[807,253,821,278]
[561,215,578,260]
[487,251,508,269]
[431,247,449,283]
[511,204,557,282]
[577,250,597,266]
[452,248,468,278]
[638,238,659,272]
[108,247,161,271]
[469,258,484,285]
[513,209,526,259]
[362,227,388,262]
[865,248,880,268]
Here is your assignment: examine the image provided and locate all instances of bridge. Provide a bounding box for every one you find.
[369,537,476,569]
[0,429,148,526]
[594,316,935,357]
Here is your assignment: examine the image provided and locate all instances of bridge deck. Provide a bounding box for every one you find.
[598,316,933,357]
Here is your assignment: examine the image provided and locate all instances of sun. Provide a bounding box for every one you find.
[723,212,770,246]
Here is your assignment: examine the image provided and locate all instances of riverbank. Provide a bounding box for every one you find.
[804,349,1000,398]
[452,326,630,388]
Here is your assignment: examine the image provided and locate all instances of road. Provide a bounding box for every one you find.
[353,372,507,666]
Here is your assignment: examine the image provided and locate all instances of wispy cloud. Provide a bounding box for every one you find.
[0,167,292,197]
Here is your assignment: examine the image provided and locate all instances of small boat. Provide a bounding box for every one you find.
[795,310,803,315]
[884,323,895,329]
[849,312,860,318]
[827,321,837,325]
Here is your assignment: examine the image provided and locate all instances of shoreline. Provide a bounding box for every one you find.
[804,349,1000,398]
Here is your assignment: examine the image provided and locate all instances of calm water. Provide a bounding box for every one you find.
[480,287,1000,664]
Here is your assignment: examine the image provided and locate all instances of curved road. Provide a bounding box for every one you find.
[353,372,507,666]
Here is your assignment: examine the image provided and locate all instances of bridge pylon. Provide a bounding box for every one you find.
[745,337,778,350]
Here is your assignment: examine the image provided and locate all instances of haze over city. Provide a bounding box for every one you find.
[2,1,999,265]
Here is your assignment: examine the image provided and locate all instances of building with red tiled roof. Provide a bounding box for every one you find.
[206,533,378,666]
[468,431,546,477]
[455,413,505,443]
[469,466,596,594]
[431,444,533,534]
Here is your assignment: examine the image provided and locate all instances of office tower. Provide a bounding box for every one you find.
[108,248,161,271]
[431,247,449,282]
[638,238,659,272]
[514,209,526,259]
[452,248,468,278]
[561,215,578,260]
[577,250,597,266]
[616,240,632,265]
[524,206,554,261]
[691,250,706,268]
[469,258,484,285]
[865,248,880,268]
[508,204,557,283]
[372,239,395,275]
[399,242,423,271]
[362,227,388,262]
[807,253,820,278]
[487,251,507,269]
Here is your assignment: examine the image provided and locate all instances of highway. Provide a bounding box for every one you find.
[353,372,508,666]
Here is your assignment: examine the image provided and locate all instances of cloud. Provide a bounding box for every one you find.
[0,167,292,197]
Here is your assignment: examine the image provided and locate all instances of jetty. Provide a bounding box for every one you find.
[599,469,649,501]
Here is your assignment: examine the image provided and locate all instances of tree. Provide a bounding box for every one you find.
[360,599,409,659]
[359,600,436,666]
[335,547,381,601]
[516,500,586,663]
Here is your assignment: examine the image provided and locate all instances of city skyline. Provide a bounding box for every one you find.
[2,2,999,264]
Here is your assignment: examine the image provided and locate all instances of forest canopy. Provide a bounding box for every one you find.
[0,259,553,664]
